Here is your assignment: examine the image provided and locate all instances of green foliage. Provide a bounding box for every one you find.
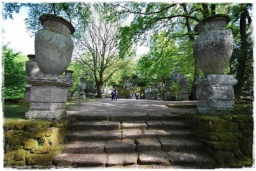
[136,32,195,93]
[2,46,27,98]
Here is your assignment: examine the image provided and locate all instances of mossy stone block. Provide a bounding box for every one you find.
[240,129,253,136]
[237,123,253,130]
[6,160,26,167]
[14,145,24,150]
[27,151,58,166]
[195,129,238,142]
[4,130,14,139]
[4,151,16,162]
[24,139,38,150]
[195,116,239,132]
[15,122,27,130]
[4,122,16,131]
[14,149,27,161]
[205,147,234,165]
[35,146,52,154]
[53,118,70,128]
[31,128,53,138]
[25,121,52,132]
[239,138,253,156]
[232,115,253,123]
[7,133,23,145]
[200,139,239,151]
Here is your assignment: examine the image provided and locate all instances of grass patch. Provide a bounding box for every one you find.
[3,103,29,120]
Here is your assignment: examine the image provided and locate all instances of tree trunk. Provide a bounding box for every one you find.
[96,83,102,98]
[234,8,250,98]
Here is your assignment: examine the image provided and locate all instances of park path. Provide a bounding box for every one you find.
[53,98,215,169]
[66,98,197,116]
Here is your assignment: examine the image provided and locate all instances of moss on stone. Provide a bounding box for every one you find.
[4,150,16,162]
[4,116,69,167]
[228,156,253,168]
[31,128,53,138]
[4,130,14,139]
[53,118,70,128]
[27,151,58,166]
[200,139,239,151]
[195,129,239,142]
[7,133,24,145]
[25,120,52,131]
[239,129,253,135]
[24,139,38,150]
[232,115,253,123]
[191,115,239,133]
[15,122,27,130]
[14,149,27,161]
[205,147,234,165]
[236,122,253,130]
[6,160,26,167]
[14,145,24,150]
[239,138,253,156]
[4,121,16,131]
[34,145,52,154]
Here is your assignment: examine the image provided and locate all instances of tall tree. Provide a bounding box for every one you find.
[74,4,133,97]
[232,4,253,97]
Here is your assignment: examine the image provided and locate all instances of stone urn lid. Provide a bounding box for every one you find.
[195,14,230,34]
[39,14,75,35]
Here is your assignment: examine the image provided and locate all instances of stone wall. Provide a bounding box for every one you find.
[4,118,70,167]
[184,114,253,166]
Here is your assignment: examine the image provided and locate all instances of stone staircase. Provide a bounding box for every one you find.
[53,112,215,168]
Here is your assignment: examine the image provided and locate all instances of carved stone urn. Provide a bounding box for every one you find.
[193,14,233,75]
[26,54,42,77]
[35,14,75,75]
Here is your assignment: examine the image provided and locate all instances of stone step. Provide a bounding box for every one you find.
[53,153,107,167]
[167,151,215,167]
[159,137,203,152]
[63,137,203,155]
[53,150,214,168]
[72,113,184,122]
[66,130,121,141]
[62,141,107,154]
[66,128,194,142]
[55,110,215,168]
[70,120,187,131]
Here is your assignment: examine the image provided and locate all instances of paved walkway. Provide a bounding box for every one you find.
[66,98,197,116]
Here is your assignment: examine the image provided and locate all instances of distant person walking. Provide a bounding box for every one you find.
[111,89,115,100]
[135,92,140,100]
[114,89,118,100]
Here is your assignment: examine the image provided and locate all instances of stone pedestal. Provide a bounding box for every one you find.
[164,79,172,101]
[25,75,72,120]
[195,75,237,114]
[24,85,31,101]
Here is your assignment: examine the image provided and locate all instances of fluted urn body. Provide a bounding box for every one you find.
[35,14,75,75]
[193,14,233,75]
